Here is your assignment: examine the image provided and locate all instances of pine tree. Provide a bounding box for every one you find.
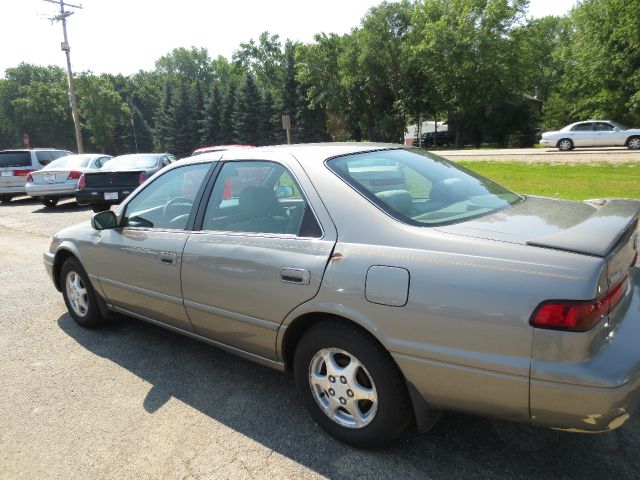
[153,81,173,151]
[219,83,236,144]
[190,81,205,149]
[259,89,281,145]
[201,83,222,146]
[167,80,194,158]
[233,74,261,145]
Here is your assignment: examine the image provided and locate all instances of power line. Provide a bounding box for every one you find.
[43,0,84,153]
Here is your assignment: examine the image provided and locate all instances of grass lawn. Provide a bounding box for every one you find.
[458,161,640,201]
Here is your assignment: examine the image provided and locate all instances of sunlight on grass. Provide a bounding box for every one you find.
[458,162,640,200]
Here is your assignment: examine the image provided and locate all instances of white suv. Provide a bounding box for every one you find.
[0,149,72,202]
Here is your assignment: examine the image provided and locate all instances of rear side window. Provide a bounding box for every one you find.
[0,151,31,168]
[35,151,53,165]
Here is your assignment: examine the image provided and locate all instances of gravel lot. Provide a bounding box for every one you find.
[1,175,639,479]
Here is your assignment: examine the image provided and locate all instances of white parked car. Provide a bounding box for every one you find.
[540,120,640,151]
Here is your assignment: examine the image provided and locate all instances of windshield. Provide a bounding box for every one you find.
[0,151,30,168]
[43,155,92,170]
[327,149,522,226]
[106,155,159,170]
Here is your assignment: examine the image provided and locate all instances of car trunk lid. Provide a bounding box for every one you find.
[83,170,143,188]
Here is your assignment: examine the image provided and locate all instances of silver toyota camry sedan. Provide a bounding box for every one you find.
[44,144,640,448]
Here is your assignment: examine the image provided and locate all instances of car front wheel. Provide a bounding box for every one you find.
[294,320,412,448]
[558,138,573,151]
[628,136,640,150]
[60,257,105,328]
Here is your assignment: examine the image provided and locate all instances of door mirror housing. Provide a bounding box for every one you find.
[275,185,295,199]
[91,210,118,230]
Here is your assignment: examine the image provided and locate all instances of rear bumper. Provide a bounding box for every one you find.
[75,187,134,206]
[0,184,26,195]
[26,182,77,198]
[530,267,640,432]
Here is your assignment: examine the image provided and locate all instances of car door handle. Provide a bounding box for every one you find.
[160,255,177,265]
[280,267,310,285]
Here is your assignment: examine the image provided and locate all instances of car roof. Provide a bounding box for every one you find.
[175,143,403,168]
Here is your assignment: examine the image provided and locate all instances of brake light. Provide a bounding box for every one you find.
[139,172,148,185]
[27,173,33,182]
[13,169,33,176]
[77,174,86,190]
[67,171,82,180]
[531,275,629,331]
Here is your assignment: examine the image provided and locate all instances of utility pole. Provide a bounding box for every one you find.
[44,0,83,153]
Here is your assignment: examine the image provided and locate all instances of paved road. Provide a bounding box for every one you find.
[1,196,639,480]
[434,146,640,163]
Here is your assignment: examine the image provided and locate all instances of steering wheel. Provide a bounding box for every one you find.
[163,196,193,223]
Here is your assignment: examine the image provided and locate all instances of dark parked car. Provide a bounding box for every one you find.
[75,153,175,212]
[412,131,453,147]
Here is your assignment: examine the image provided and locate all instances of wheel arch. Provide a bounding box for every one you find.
[279,310,439,432]
[52,245,83,291]
[625,135,640,146]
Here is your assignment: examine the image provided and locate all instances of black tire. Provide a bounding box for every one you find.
[40,197,59,208]
[0,195,13,203]
[60,257,106,328]
[294,320,413,448]
[557,138,573,151]
[627,136,640,150]
[91,203,109,213]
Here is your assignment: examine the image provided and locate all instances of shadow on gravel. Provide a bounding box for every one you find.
[0,196,91,213]
[58,313,639,480]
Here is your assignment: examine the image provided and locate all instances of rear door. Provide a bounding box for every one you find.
[569,122,595,146]
[180,154,337,360]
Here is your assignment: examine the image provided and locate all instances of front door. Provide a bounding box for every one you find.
[96,162,212,331]
[593,121,624,146]
[181,157,337,360]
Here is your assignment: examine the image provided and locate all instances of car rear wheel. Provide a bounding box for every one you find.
[91,203,109,213]
[628,136,640,150]
[60,257,105,328]
[294,320,412,448]
[558,138,573,151]
[40,197,59,208]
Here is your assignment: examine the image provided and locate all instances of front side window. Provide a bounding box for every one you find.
[327,149,522,226]
[122,163,211,230]
[201,161,320,236]
[594,122,615,131]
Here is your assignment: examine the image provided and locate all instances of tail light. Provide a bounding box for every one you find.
[67,171,82,180]
[138,172,148,185]
[26,173,33,182]
[77,174,86,190]
[13,169,33,176]
[531,275,629,331]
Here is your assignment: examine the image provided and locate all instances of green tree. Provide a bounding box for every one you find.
[201,83,223,146]
[220,83,237,144]
[76,74,131,153]
[259,89,280,145]
[166,80,196,157]
[233,74,261,145]
[154,81,174,151]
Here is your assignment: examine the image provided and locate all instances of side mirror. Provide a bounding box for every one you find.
[613,127,620,131]
[275,185,295,199]
[91,210,118,230]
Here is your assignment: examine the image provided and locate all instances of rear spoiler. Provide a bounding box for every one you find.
[527,199,640,257]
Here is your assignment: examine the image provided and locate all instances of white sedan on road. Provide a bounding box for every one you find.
[540,120,640,151]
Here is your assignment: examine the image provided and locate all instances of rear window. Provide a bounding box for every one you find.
[327,149,522,226]
[0,151,31,168]
[43,155,91,169]
[35,150,70,166]
[108,155,160,170]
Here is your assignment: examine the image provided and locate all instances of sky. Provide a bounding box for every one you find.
[0,0,577,77]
